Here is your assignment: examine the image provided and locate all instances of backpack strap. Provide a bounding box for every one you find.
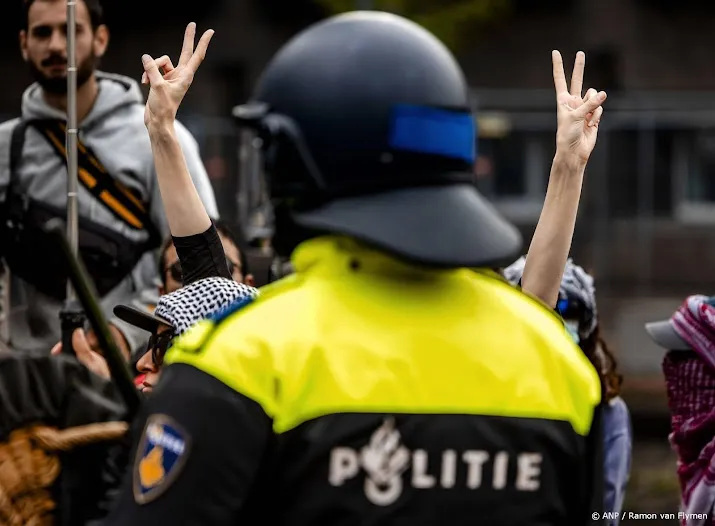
[28,119,159,243]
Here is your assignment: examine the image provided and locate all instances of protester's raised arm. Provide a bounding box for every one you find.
[520,51,607,307]
[520,153,586,306]
[141,23,215,237]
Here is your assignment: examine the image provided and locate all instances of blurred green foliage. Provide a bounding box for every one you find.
[315,0,512,50]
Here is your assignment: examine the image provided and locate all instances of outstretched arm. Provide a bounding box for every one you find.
[520,51,606,307]
[521,154,585,306]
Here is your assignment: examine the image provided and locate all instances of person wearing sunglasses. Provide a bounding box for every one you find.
[114,276,258,394]
[55,276,258,392]
[504,257,631,525]
[108,217,255,374]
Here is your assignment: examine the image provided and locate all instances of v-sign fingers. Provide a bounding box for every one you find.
[187,29,215,73]
[178,22,197,67]
[575,90,607,118]
[588,106,604,128]
[570,51,585,98]
[154,55,176,74]
[583,88,597,103]
[552,50,568,96]
[141,54,164,86]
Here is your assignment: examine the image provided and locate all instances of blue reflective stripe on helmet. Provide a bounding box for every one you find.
[388,105,476,164]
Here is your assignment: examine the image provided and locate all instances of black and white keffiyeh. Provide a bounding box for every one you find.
[154,277,259,336]
[502,256,527,286]
[504,256,598,337]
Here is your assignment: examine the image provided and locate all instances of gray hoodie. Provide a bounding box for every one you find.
[0,72,218,353]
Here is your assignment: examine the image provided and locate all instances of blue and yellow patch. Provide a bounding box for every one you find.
[133,414,191,505]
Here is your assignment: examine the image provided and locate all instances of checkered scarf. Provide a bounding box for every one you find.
[663,295,715,525]
[153,277,259,336]
[503,256,598,337]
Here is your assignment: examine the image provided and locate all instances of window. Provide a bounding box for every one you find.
[477,135,526,197]
[594,128,674,218]
[605,130,639,218]
[476,130,554,222]
[674,129,715,222]
[477,124,677,222]
[685,131,715,201]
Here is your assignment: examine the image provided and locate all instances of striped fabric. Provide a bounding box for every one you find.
[662,295,715,525]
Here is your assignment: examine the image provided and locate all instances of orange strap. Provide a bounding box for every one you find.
[32,119,151,231]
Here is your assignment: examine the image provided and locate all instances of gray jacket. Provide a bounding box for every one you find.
[0,72,218,352]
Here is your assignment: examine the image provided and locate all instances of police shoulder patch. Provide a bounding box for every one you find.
[133,414,191,505]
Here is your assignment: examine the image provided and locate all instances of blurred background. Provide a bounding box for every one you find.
[3,0,714,520]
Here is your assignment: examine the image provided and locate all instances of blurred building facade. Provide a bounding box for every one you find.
[462,0,715,409]
[1,0,714,407]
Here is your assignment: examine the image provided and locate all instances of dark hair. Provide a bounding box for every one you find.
[22,0,105,30]
[157,220,251,288]
[157,235,176,289]
[580,325,623,402]
[213,219,250,276]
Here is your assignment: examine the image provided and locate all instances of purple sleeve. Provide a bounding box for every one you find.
[602,397,632,525]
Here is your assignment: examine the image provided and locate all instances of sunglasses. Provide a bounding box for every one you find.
[556,297,586,320]
[165,258,239,284]
[147,330,175,367]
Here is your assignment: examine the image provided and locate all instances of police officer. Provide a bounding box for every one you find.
[104,13,607,525]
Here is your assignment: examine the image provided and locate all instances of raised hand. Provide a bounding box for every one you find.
[552,50,607,164]
[141,22,214,130]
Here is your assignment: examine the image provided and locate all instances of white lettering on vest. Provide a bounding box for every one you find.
[515,453,542,491]
[441,450,457,489]
[412,450,435,488]
[329,447,360,486]
[463,450,489,489]
[327,419,544,505]
[492,451,508,490]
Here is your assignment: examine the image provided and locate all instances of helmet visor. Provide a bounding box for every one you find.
[237,126,273,242]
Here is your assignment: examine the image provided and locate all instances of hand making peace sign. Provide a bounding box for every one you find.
[141,22,215,130]
[552,50,607,164]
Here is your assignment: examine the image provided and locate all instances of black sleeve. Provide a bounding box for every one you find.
[581,402,605,525]
[172,223,232,284]
[101,363,272,526]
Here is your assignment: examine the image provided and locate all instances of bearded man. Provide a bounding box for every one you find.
[0,0,218,355]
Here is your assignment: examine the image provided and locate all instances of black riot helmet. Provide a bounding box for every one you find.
[233,11,521,268]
